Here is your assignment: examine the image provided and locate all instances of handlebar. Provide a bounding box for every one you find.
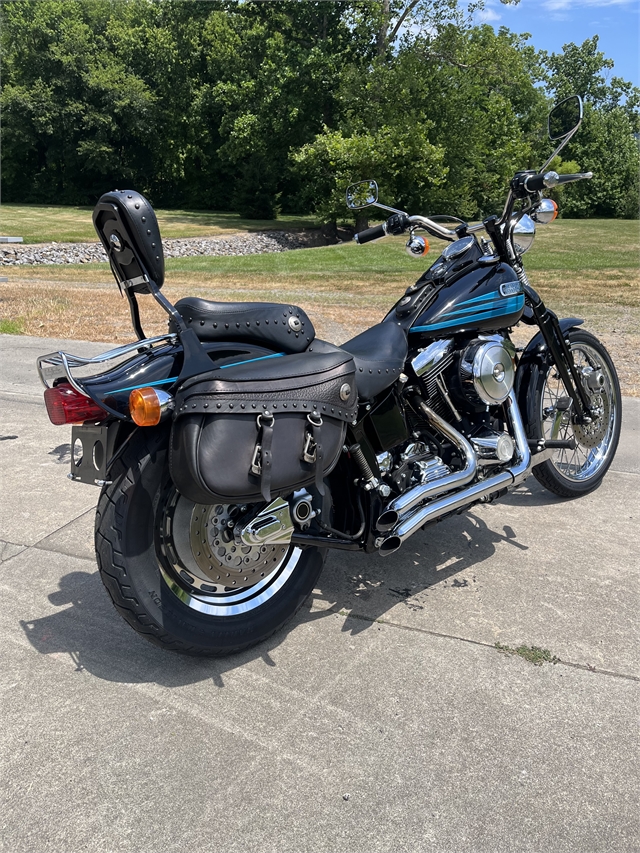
[408,215,455,242]
[354,213,456,245]
[354,223,387,244]
[524,170,593,192]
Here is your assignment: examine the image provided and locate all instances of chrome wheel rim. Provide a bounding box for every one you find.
[540,342,618,482]
[158,489,300,615]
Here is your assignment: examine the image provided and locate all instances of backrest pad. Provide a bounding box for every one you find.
[92,189,164,293]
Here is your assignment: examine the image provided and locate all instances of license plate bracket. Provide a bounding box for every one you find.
[69,423,119,485]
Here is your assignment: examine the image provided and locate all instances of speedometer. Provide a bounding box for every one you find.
[441,235,475,260]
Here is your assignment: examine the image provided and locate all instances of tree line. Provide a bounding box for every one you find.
[1,0,638,222]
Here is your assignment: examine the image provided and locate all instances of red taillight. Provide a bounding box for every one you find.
[44,383,107,426]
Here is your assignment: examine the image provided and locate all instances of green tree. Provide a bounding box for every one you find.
[293,123,447,224]
[186,2,364,217]
[294,22,546,226]
[0,0,207,204]
[542,36,640,217]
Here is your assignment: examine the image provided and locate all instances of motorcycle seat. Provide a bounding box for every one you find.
[172,297,315,354]
[308,322,408,400]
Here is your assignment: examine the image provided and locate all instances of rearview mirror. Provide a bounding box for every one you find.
[548,95,583,141]
[346,180,378,210]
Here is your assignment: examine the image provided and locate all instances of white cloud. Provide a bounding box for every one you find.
[543,0,635,10]
[477,6,502,22]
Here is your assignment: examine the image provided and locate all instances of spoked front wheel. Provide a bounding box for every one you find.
[95,427,326,656]
[525,329,621,497]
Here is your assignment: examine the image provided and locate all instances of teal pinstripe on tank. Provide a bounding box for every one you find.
[410,290,525,334]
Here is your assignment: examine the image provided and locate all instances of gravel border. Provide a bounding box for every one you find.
[0,231,324,266]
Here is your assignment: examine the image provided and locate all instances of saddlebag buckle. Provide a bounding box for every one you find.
[302,432,317,464]
[250,443,262,476]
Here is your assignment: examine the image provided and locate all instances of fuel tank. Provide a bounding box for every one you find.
[384,237,524,340]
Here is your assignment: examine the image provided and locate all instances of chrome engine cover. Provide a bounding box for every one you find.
[459,337,516,406]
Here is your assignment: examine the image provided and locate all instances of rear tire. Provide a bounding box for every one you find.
[523,329,621,498]
[95,427,326,656]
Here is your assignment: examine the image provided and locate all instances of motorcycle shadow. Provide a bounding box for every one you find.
[18,567,330,688]
[499,476,586,506]
[317,507,529,636]
[19,483,547,685]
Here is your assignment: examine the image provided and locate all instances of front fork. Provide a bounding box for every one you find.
[515,267,594,424]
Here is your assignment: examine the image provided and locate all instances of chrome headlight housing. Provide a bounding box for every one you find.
[512,213,536,254]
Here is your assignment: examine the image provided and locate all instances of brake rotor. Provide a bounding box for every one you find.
[572,392,609,448]
[167,497,287,592]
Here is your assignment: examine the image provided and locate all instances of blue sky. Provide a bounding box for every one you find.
[476,0,639,87]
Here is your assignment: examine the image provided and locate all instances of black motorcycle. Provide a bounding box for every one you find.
[38,95,620,655]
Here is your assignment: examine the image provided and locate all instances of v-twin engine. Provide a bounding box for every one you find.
[376,393,531,555]
[374,334,530,555]
[411,335,517,419]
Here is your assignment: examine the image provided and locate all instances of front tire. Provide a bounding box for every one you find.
[523,329,621,498]
[95,427,326,655]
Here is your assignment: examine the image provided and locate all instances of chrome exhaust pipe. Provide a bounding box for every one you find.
[379,393,531,556]
[376,400,477,532]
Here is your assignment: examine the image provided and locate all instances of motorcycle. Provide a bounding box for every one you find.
[37,95,620,655]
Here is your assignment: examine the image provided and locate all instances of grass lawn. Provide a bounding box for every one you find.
[0,203,318,243]
[1,218,638,394]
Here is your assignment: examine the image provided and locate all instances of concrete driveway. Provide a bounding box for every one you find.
[1,334,638,853]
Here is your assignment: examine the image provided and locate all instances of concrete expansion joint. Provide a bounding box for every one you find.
[31,543,96,563]
[0,509,97,565]
[313,601,640,683]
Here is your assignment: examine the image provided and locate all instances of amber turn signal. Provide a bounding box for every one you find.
[532,198,558,224]
[405,235,429,257]
[129,387,162,426]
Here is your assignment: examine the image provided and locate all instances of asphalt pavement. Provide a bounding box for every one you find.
[1,334,638,853]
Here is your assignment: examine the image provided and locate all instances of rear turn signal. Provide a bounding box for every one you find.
[44,383,107,426]
[129,387,173,426]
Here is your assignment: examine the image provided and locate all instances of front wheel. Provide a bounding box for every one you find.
[95,427,326,656]
[523,329,621,497]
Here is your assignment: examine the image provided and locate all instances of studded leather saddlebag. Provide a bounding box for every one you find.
[169,350,358,505]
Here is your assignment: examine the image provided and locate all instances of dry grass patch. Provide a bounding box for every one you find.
[529,268,640,308]
[1,239,638,395]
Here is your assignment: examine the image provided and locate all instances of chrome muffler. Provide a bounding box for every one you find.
[378,393,531,556]
[376,399,477,532]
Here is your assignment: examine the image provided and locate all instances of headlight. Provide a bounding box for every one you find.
[512,213,536,254]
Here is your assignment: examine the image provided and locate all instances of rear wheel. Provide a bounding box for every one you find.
[95,427,326,655]
[525,329,621,497]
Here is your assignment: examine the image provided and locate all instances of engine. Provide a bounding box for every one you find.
[413,335,516,409]
[376,441,452,495]
[409,334,517,465]
[458,338,516,406]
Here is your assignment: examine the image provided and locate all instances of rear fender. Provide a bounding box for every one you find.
[39,338,282,420]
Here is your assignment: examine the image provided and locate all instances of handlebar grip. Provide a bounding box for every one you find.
[557,172,593,184]
[523,173,548,192]
[355,223,387,244]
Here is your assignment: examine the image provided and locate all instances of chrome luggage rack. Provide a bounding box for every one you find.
[37,333,178,397]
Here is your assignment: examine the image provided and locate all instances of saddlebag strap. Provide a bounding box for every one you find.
[302,412,325,497]
[312,415,324,496]
[254,412,274,503]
